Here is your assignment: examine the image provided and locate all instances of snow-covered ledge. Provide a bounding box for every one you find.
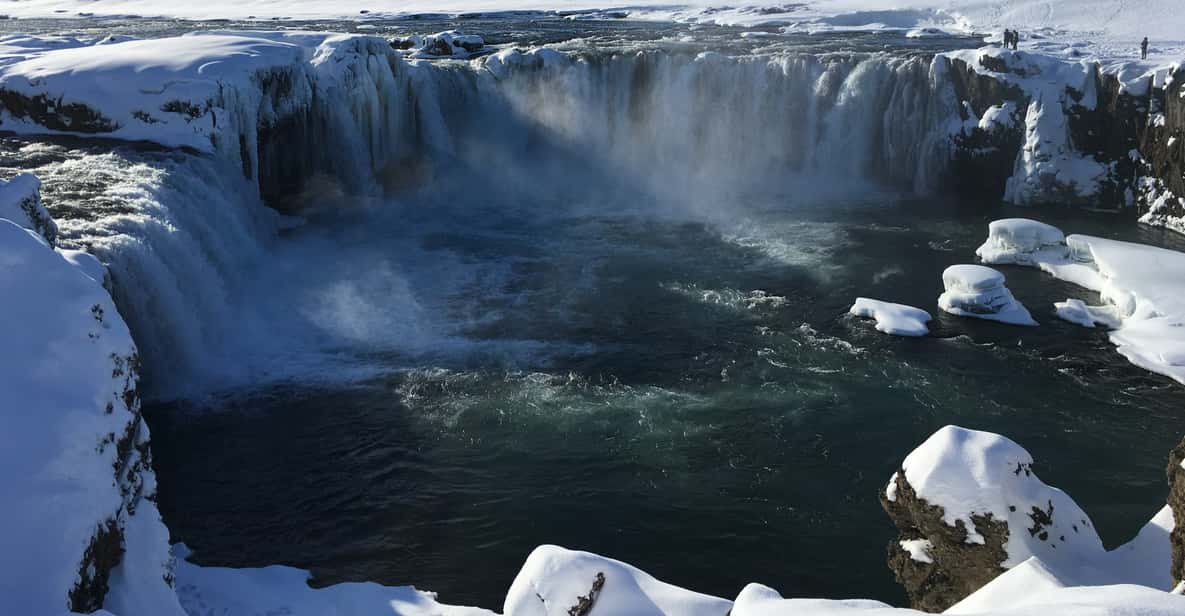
[0,176,179,614]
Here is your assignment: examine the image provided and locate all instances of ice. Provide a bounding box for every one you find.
[849,297,931,336]
[976,218,1067,266]
[977,219,1185,384]
[938,264,1038,326]
[1054,298,1120,329]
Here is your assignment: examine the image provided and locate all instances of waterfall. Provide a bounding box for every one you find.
[30,42,965,400]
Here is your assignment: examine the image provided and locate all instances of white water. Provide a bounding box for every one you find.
[41,46,964,400]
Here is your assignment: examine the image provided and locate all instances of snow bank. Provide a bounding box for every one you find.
[849,297,931,336]
[897,426,1103,564]
[1054,298,1120,328]
[0,33,306,150]
[0,177,179,614]
[0,171,57,246]
[977,219,1185,384]
[173,545,491,616]
[498,544,1185,616]
[504,544,733,616]
[975,218,1066,266]
[938,264,1037,326]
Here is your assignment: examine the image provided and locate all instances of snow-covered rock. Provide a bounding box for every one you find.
[0,171,57,246]
[881,426,1104,611]
[975,218,1066,265]
[503,544,734,616]
[0,176,180,614]
[938,264,1037,326]
[849,298,932,336]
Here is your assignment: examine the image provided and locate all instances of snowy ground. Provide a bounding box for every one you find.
[0,0,1181,62]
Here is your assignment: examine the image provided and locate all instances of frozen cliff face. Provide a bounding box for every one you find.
[0,175,181,615]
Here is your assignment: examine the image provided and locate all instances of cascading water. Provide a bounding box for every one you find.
[24,44,965,400]
[13,28,1185,609]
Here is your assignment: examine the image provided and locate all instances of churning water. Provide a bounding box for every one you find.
[4,16,1185,610]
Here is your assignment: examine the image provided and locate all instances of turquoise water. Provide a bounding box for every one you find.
[149,196,1185,608]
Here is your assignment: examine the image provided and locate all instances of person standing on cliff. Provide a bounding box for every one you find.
[1011,30,1020,50]
[1141,37,1149,60]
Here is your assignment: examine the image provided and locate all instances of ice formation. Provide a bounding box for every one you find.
[975,218,1066,266]
[938,265,1037,326]
[978,219,1185,384]
[849,298,932,336]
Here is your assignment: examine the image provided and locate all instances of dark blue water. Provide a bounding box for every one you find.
[148,195,1185,609]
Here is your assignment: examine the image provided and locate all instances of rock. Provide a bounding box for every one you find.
[1168,437,1185,587]
[882,470,1010,612]
[881,426,1105,612]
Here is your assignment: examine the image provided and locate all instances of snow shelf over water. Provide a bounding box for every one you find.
[978,218,1185,385]
[849,297,932,336]
[938,264,1038,326]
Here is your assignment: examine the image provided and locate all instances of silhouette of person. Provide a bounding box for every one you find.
[1141,37,1149,60]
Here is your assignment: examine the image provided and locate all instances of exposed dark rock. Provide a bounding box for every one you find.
[881,472,1009,613]
[566,572,606,616]
[1168,437,1185,586]
[69,518,125,613]
[0,89,116,134]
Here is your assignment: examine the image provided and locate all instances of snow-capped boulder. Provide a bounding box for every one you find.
[0,171,57,246]
[0,176,181,614]
[503,545,733,616]
[938,264,1037,326]
[849,298,932,337]
[975,218,1066,265]
[881,426,1105,611]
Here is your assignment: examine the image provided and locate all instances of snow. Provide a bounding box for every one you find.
[731,580,1185,616]
[938,264,1037,326]
[172,545,491,616]
[504,544,734,616]
[0,0,1177,60]
[899,426,1102,562]
[1053,299,1120,329]
[0,171,57,246]
[0,185,178,613]
[849,297,932,336]
[976,218,1066,266]
[899,539,934,564]
[977,219,1185,384]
